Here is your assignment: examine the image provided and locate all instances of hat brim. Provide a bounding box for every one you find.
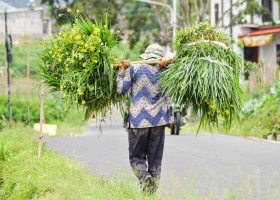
[140,53,163,60]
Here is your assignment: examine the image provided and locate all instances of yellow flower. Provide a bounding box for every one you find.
[82,100,86,104]
[64,109,67,111]
[59,14,62,17]
[110,64,113,67]
[63,93,66,97]
[75,101,78,104]
[58,58,62,62]
[49,51,52,54]
[230,104,234,108]
[64,86,66,88]
[220,117,225,121]
[71,60,74,63]
[67,8,71,12]
[75,35,82,40]
[76,10,80,13]
[66,68,69,71]
[103,25,106,28]
[225,110,230,115]
[83,63,86,67]
[207,112,210,114]
[66,64,68,67]
[60,86,63,89]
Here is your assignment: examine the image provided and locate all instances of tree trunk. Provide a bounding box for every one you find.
[150,4,170,42]
[194,0,199,22]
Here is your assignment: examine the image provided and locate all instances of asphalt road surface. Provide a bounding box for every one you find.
[46,121,280,199]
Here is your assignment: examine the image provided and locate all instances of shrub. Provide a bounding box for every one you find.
[0,95,68,126]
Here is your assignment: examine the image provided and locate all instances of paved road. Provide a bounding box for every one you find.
[46,122,280,199]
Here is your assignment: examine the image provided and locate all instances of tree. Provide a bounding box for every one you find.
[41,0,210,49]
[225,0,275,27]
[41,0,130,26]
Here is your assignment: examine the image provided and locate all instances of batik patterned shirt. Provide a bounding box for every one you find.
[116,64,171,128]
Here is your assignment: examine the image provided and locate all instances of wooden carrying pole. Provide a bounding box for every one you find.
[114,57,174,67]
[114,41,228,67]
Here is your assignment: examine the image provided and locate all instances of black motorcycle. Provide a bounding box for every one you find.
[170,104,186,135]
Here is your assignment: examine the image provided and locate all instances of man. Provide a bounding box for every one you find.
[116,44,171,194]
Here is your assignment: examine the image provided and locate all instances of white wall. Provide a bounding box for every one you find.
[210,0,280,65]
[259,32,280,66]
[0,7,44,39]
[211,0,274,27]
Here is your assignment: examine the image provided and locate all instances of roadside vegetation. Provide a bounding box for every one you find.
[230,81,280,139]
[0,41,41,78]
[1,126,273,200]
[179,81,280,140]
[0,126,159,200]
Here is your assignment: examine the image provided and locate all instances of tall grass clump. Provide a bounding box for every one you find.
[161,22,244,132]
[36,10,123,121]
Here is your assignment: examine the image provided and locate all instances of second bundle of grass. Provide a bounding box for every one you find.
[161,22,244,132]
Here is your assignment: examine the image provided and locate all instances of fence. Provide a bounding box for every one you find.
[0,76,40,97]
[248,59,280,91]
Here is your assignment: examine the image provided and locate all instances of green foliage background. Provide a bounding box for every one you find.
[0,95,68,126]
[0,42,41,78]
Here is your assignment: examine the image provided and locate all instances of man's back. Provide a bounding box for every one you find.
[116,64,171,128]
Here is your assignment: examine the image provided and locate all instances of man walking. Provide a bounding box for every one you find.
[116,44,171,194]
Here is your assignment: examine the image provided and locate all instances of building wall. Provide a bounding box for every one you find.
[210,0,270,27]
[210,0,280,66]
[259,32,280,66]
[0,8,44,39]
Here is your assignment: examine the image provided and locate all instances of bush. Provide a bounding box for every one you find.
[0,95,68,126]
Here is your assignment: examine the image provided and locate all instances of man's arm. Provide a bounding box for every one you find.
[116,60,133,95]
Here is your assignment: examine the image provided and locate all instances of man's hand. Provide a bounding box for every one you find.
[119,60,130,73]
[158,58,168,68]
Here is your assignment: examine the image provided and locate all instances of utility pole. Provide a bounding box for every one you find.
[5,10,13,122]
[230,0,233,38]
[136,0,176,41]
[173,0,177,40]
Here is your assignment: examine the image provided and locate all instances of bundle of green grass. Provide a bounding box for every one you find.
[37,11,243,131]
[36,10,123,120]
[161,22,244,132]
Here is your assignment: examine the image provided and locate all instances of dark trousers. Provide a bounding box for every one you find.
[128,126,165,190]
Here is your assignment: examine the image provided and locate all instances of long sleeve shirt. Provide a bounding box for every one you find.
[116,64,171,128]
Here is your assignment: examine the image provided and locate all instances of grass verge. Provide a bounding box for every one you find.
[0,126,160,200]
